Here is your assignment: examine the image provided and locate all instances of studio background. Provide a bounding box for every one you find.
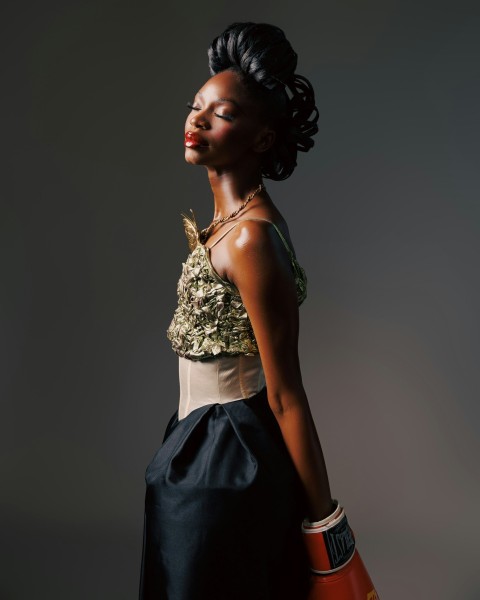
[2,1,479,598]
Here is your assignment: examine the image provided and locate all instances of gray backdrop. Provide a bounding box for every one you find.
[2,0,479,598]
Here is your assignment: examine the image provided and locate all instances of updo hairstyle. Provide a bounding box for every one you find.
[207,22,319,181]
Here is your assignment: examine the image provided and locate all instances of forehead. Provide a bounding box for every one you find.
[196,70,252,105]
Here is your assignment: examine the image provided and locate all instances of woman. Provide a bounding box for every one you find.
[139,22,378,600]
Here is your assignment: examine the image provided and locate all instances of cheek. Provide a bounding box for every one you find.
[213,123,254,149]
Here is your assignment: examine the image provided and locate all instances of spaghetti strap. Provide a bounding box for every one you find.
[207,217,296,257]
[209,217,296,258]
[207,222,243,248]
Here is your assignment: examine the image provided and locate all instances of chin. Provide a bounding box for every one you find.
[184,150,209,166]
[184,155,205,166]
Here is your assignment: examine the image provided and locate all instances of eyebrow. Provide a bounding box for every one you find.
[196,91,244,112]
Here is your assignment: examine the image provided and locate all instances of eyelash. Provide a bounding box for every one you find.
[186,102,233,122]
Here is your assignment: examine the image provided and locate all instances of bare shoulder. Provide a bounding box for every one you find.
[222,207,293,253]
[222,218,296,298]
[228,217,280,253]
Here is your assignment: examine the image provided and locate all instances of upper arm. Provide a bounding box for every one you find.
[226,220,305,413]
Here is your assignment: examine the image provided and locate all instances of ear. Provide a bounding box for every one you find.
[252,126,276,153]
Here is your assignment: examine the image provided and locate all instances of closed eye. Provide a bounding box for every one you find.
[216,113,234,122]
[186,102,234,122]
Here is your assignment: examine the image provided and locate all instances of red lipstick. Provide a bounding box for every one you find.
[184,131,208,148]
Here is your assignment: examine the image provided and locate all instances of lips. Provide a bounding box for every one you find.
[184,131,208,148]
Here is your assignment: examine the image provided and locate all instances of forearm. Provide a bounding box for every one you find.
[270,389,334,522]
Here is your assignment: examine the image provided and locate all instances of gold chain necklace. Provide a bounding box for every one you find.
[199,182,265,245]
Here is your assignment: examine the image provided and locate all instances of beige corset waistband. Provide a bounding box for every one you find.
[178,354,266,421]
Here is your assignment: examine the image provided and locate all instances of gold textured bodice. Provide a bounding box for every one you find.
[166,209,307,361]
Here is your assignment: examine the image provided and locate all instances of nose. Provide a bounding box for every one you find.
[189,112,209,130]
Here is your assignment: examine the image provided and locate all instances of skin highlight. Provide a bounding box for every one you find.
[184,68,334,521]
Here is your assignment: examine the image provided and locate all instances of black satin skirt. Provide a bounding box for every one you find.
[138,385,311,600]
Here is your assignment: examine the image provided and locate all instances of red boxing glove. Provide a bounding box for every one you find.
[301,500,380,600]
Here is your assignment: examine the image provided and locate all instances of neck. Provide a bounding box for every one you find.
[206,168,265,221]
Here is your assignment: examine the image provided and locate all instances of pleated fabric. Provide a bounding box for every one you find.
[139,385,311,600]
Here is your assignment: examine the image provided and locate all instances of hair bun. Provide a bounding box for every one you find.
[208,22,297,91]
[284,74,319,152]
[208,22,319,180]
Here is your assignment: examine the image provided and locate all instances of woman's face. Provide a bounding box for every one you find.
[184,69,274,171]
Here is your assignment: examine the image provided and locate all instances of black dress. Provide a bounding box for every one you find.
[138,386,311,600]
[139,216,311,599]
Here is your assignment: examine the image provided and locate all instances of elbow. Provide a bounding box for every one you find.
[267,386,307,418]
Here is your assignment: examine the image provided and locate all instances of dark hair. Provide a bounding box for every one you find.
[208,22,319,181]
